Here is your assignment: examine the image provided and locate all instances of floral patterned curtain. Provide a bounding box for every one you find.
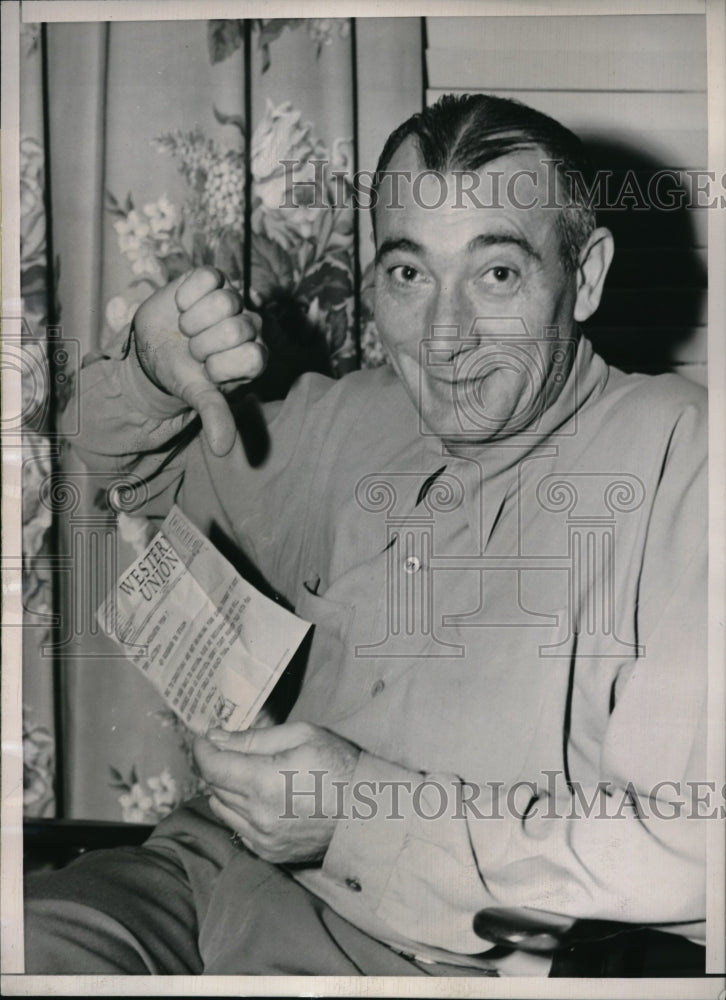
[21,16,422,822]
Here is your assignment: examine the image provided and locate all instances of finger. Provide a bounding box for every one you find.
[209,790,278,843]
[208,794,258,847]
[206,728,266,754]
[193,736,260,790]
[179,288,243,337]
[208,722,315,756]
[250,706,277,729]
[187,313,260,364]
[174,266,224,313]
[208,783,249,813]
[180,381,237,456]
[205,341,267,385]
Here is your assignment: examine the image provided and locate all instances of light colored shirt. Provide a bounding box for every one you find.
[69,335,708,974]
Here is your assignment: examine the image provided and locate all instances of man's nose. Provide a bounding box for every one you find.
[428,283,472,339]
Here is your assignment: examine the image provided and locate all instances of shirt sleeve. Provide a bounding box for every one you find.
[321,397,709,956]
[61,336,343,600]
[60,336,199,518]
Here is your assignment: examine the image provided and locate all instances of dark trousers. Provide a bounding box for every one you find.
[24,796,494,977]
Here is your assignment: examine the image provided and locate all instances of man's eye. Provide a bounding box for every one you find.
[481,266,519,291]
[389,264,423,286]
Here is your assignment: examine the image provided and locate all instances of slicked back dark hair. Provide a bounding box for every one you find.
[373,93,596,272]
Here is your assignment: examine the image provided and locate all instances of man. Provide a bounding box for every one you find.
[25,94,707,977]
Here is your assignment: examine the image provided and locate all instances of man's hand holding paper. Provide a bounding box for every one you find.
[195,722,361,864]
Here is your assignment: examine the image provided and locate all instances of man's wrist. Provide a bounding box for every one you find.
[122,325,189,419]
[131,322,169,394]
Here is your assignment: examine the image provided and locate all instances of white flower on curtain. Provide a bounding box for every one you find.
[113,212,162,281]
[144,194,180,244]
[147,769,179,813]
[110,764,179,824]
[110,195,184,282]
[118,781,154,823]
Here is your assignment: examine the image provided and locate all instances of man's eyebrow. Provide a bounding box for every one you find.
[375,233,543,266]
[375,237,423,266]
[467,232,542,262]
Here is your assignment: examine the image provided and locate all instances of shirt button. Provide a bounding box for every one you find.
[345,877,362,892]
[371,679,385,697]
[403,556,420,574]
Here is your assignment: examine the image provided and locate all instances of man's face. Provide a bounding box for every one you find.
[373,140,581,448]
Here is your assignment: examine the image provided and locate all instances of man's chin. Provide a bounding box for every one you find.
[420,388,532,446]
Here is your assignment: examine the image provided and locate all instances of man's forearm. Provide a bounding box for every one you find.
[61,333,195,516]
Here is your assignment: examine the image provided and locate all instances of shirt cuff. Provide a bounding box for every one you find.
[118,330,190,419]
[321,750,422,908]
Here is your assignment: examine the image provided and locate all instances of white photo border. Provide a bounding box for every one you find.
[2,0,724,995]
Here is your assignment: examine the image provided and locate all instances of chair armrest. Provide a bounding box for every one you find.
[24,818,155,872]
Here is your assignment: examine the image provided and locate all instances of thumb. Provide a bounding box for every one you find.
[207,722,314,755]
[182,381,237,457]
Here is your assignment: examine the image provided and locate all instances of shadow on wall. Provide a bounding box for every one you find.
[581,138,707,375]
[252,292,334,401]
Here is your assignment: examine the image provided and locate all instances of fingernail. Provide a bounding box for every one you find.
[208,727,231,742]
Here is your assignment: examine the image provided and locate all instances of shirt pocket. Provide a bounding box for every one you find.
[288,582,358,725]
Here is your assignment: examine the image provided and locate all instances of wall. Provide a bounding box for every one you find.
[426,13,708,384]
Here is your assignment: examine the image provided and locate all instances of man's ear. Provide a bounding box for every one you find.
[573,227,614,323]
